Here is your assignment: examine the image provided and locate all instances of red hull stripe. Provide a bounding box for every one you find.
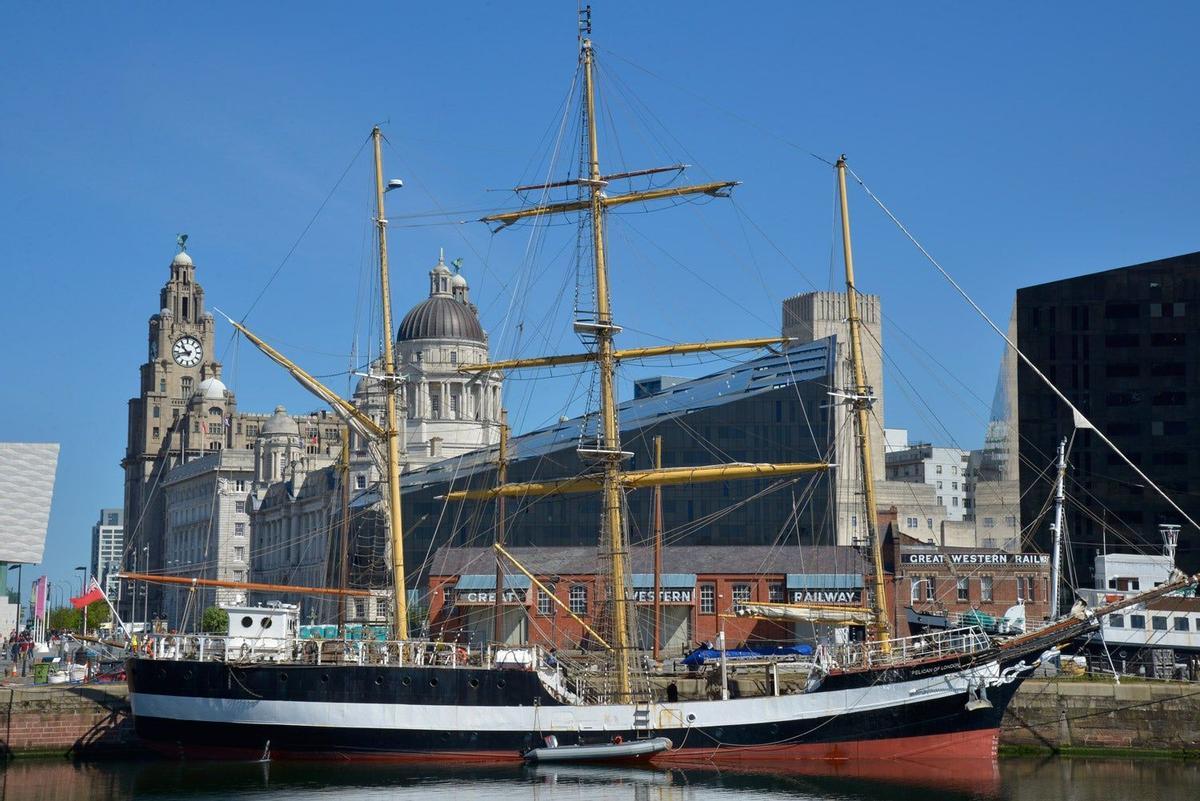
[655,726,999,764]
[144,727,998,765]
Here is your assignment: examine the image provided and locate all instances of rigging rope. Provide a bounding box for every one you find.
[845,164,1200,534]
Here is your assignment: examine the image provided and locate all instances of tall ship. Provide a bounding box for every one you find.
[124,14,1196,764]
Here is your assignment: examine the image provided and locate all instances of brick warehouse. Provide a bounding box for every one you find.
[890,533,1053,636]
[423,527,1052,652]
[424,545,890,655]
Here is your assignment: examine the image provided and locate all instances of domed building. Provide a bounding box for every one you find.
[352,251,503,475]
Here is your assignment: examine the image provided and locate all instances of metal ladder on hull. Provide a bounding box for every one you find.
[633,700,652,739]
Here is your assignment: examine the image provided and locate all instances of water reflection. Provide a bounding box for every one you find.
[2,756,1198,801]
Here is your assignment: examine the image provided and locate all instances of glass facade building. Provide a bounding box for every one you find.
[392,339,840,586]
[1014,251,1200,578]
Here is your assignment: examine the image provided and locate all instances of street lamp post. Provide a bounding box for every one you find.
[6,564,22,634]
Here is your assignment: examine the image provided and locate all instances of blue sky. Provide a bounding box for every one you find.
[2,3,1197,602]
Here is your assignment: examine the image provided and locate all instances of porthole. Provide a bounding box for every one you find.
[468,678,480,689]
[375,675,384,686]
[429,678,439,688]
[241,616,253,628]
[261,617,273,629]
[321,674,329,683]
[497,679,507,689]
[279,672,288,682]
[686,714,696,723]
[401,676,412,687]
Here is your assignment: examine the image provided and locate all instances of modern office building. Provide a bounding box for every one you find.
[392,339,842,592]
[90,508,124,601]
[1014,250,1200,579]
[0,443,59,634]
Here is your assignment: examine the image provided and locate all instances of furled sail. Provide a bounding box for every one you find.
[734,602,874,625]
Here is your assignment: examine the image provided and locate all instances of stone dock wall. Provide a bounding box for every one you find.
[2,678,1199,758]
[1002,678,1200,753]
[0,685,134,758]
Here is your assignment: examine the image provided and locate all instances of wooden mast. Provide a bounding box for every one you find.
[338,438,351,630]
[492,410,510,645]
[372,126,409,639]
[835,156,890,650]
[652,435,663,661]
[581,33,633,699]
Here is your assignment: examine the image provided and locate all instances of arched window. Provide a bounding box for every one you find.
[209,406,222,417]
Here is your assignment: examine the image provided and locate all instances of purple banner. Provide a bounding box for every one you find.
[33,575,47,619]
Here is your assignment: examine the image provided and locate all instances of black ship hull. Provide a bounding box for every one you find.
[126,651,1034,763]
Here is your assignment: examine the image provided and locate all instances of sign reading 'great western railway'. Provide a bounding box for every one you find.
[900,552,1050,566]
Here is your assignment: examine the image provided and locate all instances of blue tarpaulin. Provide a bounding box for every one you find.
[682,644,813,667]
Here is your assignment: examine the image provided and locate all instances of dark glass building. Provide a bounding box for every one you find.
[1015,251,1200,578]
[393,339,841,587]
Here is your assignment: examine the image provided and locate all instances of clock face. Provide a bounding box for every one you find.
[172,336,203,367]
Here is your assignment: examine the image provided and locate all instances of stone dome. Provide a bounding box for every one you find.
[172,251,193,267]
[261,405,299,436]
[450,272,467,289]
[397,296,485,343]
[196,377,227,400]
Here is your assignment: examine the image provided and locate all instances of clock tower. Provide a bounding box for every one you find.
[121,241,233,617]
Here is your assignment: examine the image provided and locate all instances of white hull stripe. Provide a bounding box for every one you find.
[133,661,1001,732]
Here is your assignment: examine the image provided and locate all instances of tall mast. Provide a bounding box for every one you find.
[1049,437,1067,617]
[492,409,510,645]
[372,126,409,640]
[653,435,664,662]
[582,33,633,698]
[835,156,890,650]
[339,438,351,630]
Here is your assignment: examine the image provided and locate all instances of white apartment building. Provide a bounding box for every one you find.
[90,508,124,601]
[884,442,971,522]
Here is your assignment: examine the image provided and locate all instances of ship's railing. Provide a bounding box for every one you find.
[942,611,1027,634]
[820,625,991,671]
[140,632,506,668]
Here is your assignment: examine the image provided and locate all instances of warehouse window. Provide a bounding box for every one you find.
[537,589,553,617]
[699,583,715,614]
[569,585,587,615]
[731,584,751,606]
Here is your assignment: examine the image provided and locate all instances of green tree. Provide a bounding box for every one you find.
[48,606,81,632]
[85,599,111,628]
[46,601,110,634]
[201,606,228,633]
